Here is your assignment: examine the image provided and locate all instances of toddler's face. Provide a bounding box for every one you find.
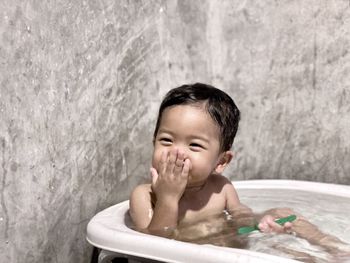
[152,104,223,187]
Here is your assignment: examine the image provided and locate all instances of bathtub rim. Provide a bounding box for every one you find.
[86,200,299,263]
[87,179,350,262]
[233,179,350,198]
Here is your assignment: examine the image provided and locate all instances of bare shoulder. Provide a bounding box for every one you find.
[207,174,234,191]
[207,174,240,209]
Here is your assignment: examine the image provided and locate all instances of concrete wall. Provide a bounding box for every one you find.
[0,0,349,262]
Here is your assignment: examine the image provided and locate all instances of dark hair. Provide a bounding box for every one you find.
[153,83,240,151]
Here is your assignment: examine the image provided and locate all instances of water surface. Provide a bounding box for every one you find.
[174,188,350,263]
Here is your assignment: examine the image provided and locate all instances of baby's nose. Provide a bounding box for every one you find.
[173,148,183,159]
[176,147,188,158]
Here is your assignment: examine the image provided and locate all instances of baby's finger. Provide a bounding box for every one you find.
[267,219,285,233]
[159,151,168,176]
[150,167,158,185]
[283,222,293,232]
[174,151,185,174]
[181,158,191,179]
[166,148,178,174]
[258,222,269,232]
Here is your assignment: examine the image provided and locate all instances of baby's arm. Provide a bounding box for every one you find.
[224,180,252,213]
[225,182,292,233]
[129,184,154,229]
[129,149,190,237]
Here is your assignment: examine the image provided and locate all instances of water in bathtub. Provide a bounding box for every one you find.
[171,189,350,263]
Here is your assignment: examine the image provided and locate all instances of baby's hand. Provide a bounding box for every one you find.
[150,149,191,202]
[258,215,293,233]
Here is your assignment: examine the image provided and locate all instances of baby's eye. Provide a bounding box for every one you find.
[159,138,172,145]
[189,143,203,150]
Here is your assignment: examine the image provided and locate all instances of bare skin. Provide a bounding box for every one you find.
[129,104,289,237]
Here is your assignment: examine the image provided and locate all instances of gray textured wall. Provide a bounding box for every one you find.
[0,0,349,262]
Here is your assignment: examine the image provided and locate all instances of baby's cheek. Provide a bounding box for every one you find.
[152,148,167,169]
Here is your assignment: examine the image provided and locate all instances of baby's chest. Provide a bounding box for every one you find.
[178,193,227,224]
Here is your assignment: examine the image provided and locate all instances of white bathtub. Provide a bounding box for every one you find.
[86,180,350,263]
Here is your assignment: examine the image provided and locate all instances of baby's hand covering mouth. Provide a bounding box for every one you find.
[150,149,191,202]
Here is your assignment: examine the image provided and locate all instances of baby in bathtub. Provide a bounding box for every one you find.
[129,83,349,255]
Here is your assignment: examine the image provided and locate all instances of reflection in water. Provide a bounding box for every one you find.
[173,210,250,248]
[173,189,350,263]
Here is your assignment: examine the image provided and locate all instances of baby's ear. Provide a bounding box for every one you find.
[215,151,234,174]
